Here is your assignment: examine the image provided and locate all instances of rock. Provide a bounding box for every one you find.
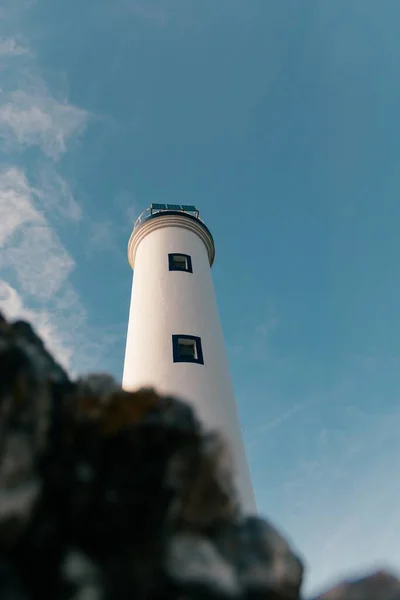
[212,517,303,599]
[0,312,399,600]
[312,570,400,600]
[165,517,303,600]
[166,532,240,598]
[0,313,54,551]
[165,431,240,531]
[0,560,30,600]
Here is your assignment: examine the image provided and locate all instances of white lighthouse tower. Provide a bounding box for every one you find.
[122,204,256,513]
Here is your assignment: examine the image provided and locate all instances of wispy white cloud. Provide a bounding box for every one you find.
[0,0,36,19]
[229,303,281,365]
[254,311,280,340]
[1,223,75,301]
[87,220,119,257]
[0,166,44,245]
[0,22,90,161]
[84,190,142,259]
[0,87,90,159]
[268,400,400,596]
[0,166,123,376]
[0,167,81,367]
[114,190,141,231]
[86,190,142,259]
[248,401,314,440]
[36,166,82,222]
[0,10,109,375]
[0,280,76,372]
[0,37,30,57]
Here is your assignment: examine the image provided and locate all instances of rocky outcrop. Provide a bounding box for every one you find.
[0,312,398,600]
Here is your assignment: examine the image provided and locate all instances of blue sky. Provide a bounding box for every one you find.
[1,0,400,594]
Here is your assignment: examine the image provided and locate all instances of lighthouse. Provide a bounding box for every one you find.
[122,204,256,513]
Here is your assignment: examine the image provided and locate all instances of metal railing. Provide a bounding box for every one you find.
[134,203,203,230]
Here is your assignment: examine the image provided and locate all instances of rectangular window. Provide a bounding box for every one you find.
[172,335,204,365]
[169,253,193,273]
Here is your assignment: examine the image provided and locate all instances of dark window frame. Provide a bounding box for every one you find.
[172,334,204,365]
[168,253,193,273]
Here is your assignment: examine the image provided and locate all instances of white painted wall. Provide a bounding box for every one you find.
[122,214,256,513]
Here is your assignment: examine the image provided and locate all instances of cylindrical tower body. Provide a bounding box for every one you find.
[122,205,256,513]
